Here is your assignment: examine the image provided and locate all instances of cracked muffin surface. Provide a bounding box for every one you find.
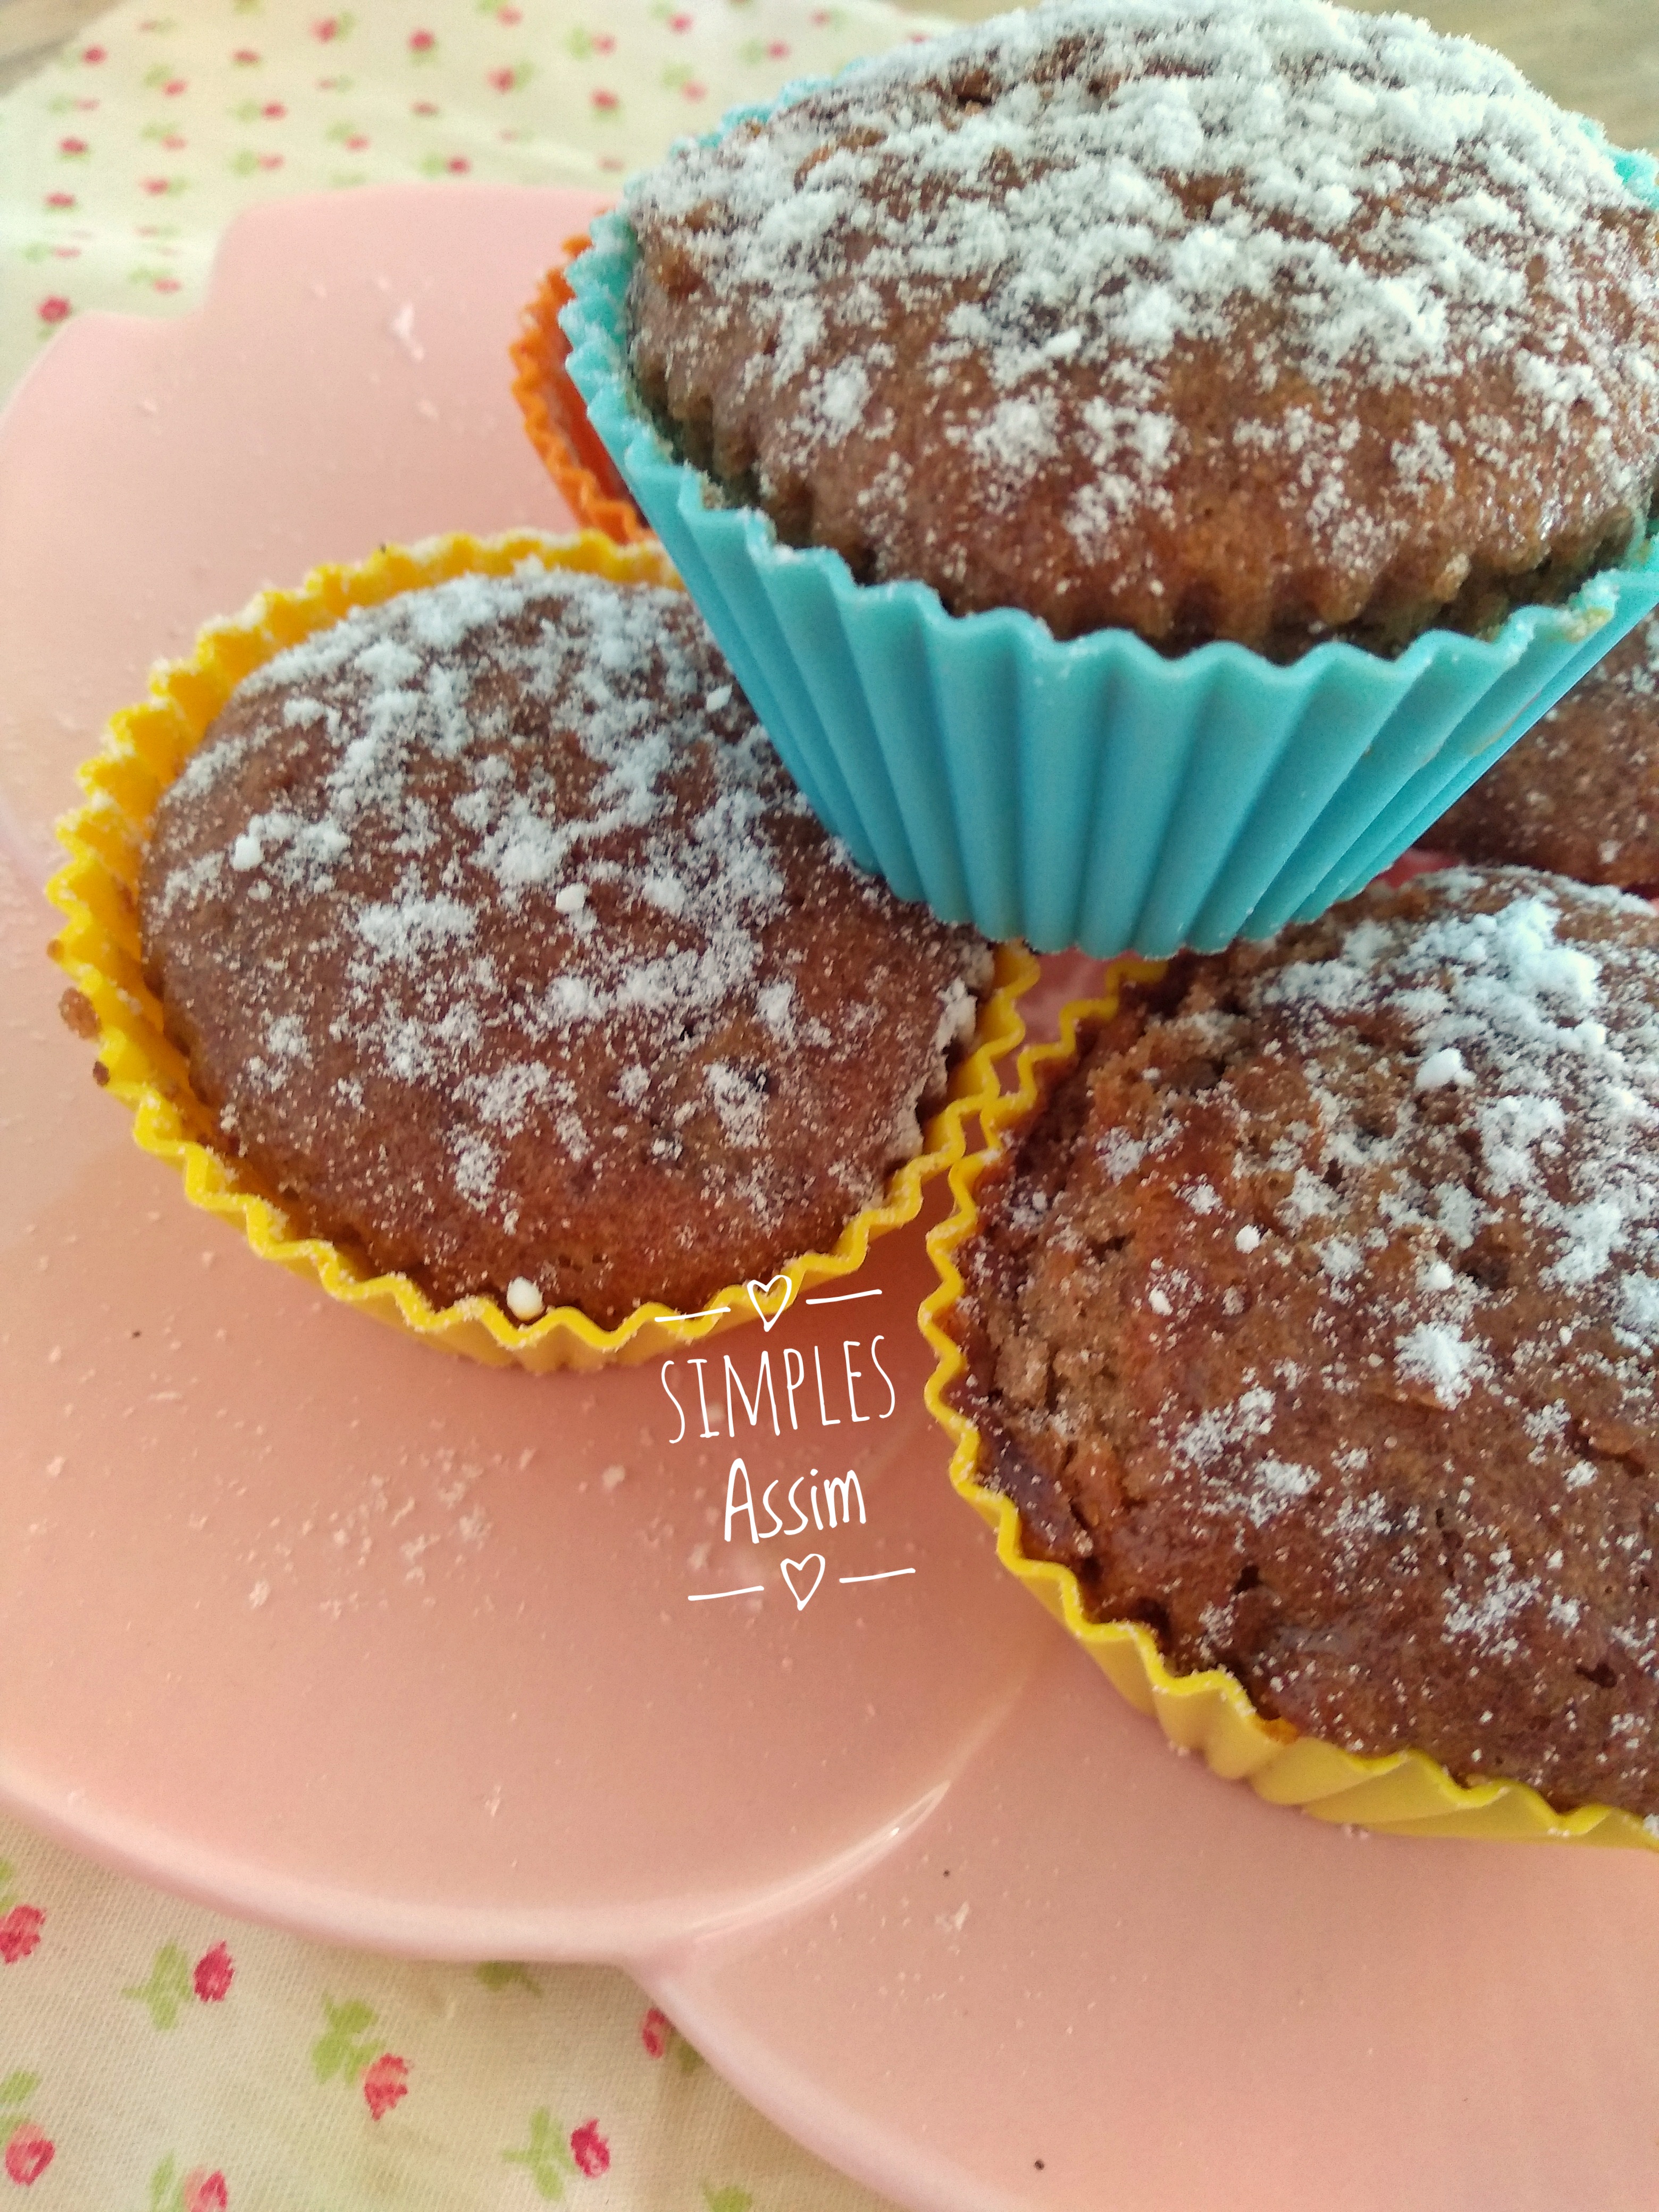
[952,867,1659,1815]
[626,0,1659,656]
[1431,613,1659,887]
[141,566,993,1326]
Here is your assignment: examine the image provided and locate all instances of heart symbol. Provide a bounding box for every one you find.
[746,1273,793,1331]
[781,1554,825,1610]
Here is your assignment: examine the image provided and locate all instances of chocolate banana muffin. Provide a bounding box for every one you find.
[140,566,993,1327]
[952,866,1659,1816]
[1429,613,1659,886]
[625,0,1659,656]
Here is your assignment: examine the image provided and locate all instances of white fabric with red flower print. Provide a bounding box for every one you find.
[1,0,943,396]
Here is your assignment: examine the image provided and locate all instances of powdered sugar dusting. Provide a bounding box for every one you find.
[160,569,805,1222]
[964,863,1659,1813]
[1264,875,1659,1320]
[1197,866,1659,1687]
[144,566,991,1321]
[627,0,1659,646]
[634,0,1647,391]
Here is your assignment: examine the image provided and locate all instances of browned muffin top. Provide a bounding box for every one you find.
[141,567,992,1327]
[1429,613,1659,886]
[954,867,1659,1815]
[626,0,1659,655]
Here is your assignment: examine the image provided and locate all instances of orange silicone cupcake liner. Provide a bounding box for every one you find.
[47,526,1038,1374]
[510,234,652,546]
[920,962,1659,1849]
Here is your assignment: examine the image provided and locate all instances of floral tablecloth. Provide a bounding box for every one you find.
[0,0,943,392]
[0,1832,879,2209]
[0,3,949,2206]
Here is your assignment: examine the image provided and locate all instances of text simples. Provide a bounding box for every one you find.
[660,1337,895,1552]
[658,1337,896,1444]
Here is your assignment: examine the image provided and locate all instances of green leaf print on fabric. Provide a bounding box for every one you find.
[123,1943,194,2029]
[1,2079,53,2190]
[311,2001,409,2119]
[475,1962,542,1995]
[501,2109,577,2201]
[148,2152,230,2212]
[121,1941,234,2025]
[310,1997,380,2085]
[640,2004,703,2069]
[702,2188,753,2212]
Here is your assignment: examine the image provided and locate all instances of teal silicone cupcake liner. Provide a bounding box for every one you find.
[562,135,1659,959]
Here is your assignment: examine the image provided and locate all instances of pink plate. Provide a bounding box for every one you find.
[2,186,1657,2212]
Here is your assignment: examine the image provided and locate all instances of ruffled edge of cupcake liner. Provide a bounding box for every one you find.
[46,525,1039,1375]
[508,240,653,548]
[918,963,1659,1850]
[559,124,1659,959]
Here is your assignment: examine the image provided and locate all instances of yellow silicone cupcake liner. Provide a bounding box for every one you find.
[510,240,655,548]
[921,963,1659,1850]
[47,526,1038,1375]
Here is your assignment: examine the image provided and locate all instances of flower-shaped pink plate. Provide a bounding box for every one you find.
[2,186,1656,2212]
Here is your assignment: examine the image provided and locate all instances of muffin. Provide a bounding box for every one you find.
[138,560,995,1328]
[940,865,1659,1824]
[559,2,1659,958]
[1428,610,1659,886]
[52,532,1029,1370]
[625,0,1659,658]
